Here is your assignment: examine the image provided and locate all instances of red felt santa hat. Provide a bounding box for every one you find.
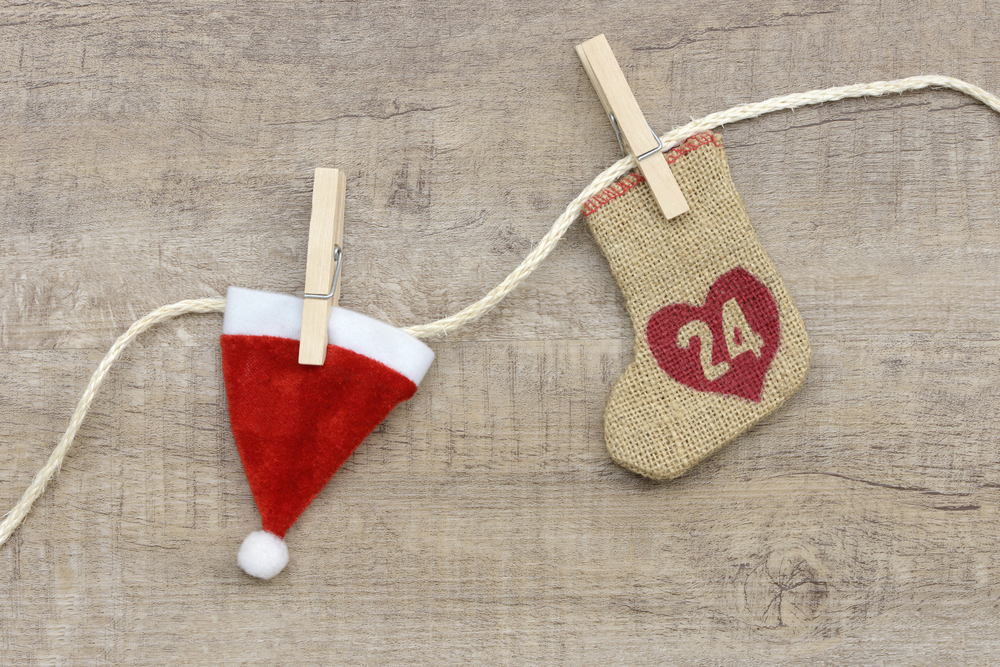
[220,286,434,579]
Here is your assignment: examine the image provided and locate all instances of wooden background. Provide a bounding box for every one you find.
[1,1,999,664]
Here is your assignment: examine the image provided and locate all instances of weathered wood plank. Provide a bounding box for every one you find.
[1,0,1000,664]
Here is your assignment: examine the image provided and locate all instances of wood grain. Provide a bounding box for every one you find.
[2,1,1000,664]
[299,167,345,365]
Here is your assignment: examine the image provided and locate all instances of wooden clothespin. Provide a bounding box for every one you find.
[299,167,346,365]
[576,34,690,220]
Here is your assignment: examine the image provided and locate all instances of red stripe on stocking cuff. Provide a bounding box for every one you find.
[583,131,723,216]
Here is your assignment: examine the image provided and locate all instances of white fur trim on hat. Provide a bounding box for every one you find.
[222,286,435,385]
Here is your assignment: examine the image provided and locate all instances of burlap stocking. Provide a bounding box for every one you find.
[584,132,810,480]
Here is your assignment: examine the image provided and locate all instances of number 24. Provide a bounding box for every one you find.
[676,299,764,381]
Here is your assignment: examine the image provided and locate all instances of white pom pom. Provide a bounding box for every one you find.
[238,530,289,580]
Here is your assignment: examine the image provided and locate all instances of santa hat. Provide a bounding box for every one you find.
[220,287,434,579]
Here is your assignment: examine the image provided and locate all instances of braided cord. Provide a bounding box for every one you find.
[4,75,998,547]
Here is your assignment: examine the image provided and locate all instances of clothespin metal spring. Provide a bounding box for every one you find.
[303,245,344,301]
[609,113,664,162]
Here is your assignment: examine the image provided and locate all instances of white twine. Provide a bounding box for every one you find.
[0,298,226,546]
[2,75,997,549]
[402,75,1000,338]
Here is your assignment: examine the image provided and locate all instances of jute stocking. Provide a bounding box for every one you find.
[584,132,811,480]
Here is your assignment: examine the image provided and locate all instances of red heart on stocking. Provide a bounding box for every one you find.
[646,267,780,402]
